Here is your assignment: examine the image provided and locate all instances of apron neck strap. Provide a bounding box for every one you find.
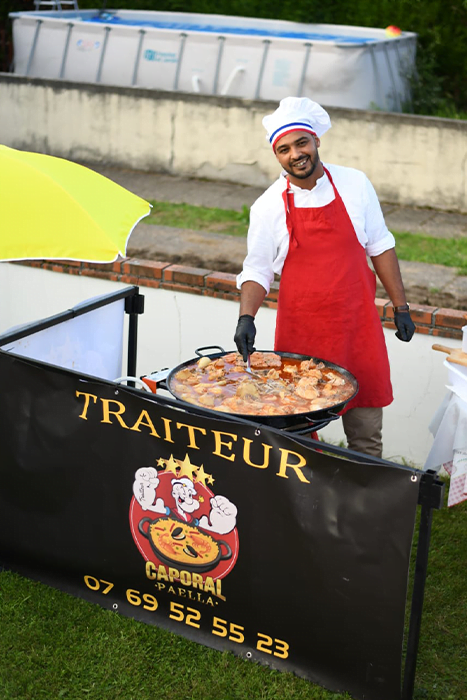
[322,165,339,199]
[282,177,297,246]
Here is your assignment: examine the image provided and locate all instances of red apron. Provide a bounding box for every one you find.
[274,167,393,410]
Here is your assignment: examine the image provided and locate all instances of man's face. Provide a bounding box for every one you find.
[274,131,321,184]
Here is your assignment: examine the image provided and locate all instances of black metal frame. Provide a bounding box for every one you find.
[0,285,145,378]
[402,470,444,700]
[0,288,446,700]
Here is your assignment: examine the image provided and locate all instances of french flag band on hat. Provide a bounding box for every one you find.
[269,122,317,150]
[262,97,332,150]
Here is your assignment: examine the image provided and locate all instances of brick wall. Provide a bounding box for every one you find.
[17,258,466,340]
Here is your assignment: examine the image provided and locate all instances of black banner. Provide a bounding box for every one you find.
[0,352,419,700]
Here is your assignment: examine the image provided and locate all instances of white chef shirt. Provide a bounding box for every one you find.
[236,163,395,294]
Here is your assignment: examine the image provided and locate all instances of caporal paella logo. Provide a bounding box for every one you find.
[129,454,239,603]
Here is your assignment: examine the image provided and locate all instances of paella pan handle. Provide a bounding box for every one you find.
[310,411,341,424]
[138,517,153,537]
[289,412,341,436]
[195,345,226,357]
[217,539,232,561]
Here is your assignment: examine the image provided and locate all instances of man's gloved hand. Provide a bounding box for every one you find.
[234,314,256,361]
[394,307,416,342]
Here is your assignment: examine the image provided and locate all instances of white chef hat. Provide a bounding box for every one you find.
[262,97,332,150]
[171,477,196,494]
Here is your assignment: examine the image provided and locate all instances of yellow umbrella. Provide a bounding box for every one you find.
[0,145,151,263]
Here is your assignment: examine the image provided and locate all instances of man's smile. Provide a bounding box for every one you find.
[291,157,309,168]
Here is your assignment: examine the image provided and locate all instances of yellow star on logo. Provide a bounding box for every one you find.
[207,474,215,485]
[164,454,180,476]
[156,457,166,467]
[177,454,199,480]
[195,464,211,486]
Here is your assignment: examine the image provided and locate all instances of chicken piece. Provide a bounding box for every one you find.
[209,382,226,396]
[295,377,320,399]
[283,364,299,375]
[198,357,212,369]
[193,382,211,394]
[175,370,200,386]
[302,368,322,381]
[308,399,328,410]
[322,372,345,386]
[266,368,280,380]
[198,394,215,407]
[221,397,250,413]
[207,368,225,381]
[176,368,192,380]
[300,359,317,372]
[222,352,242,364]
[321,383,339,396]
[266,406,283,415]
[236,381,260,399]
[250,352,282,369]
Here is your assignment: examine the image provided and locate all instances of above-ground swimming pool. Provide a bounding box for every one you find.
[9,9,417,111]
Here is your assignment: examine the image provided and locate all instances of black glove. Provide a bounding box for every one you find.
[394,308,415,342]
[234,314,256,361]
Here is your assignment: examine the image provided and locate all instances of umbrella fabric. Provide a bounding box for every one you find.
[0,145,151,263]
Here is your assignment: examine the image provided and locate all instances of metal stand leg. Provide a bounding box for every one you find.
[96,26,111,83]
[255,39,271,99]
[132,29,145,86]
[125,291,145,384]
[173,33,187,91]
[297,42,312,96]
[212,35,225,95]
[402,470,445,700]
[26,19,43,76]
[383,41,401,112]
[59,22,73,79]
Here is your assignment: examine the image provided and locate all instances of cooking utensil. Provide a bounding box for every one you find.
[245,353,264,380]
[164,346,358,430]
[432,344,467,367]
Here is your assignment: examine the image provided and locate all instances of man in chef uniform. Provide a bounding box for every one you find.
[234,97,415,458]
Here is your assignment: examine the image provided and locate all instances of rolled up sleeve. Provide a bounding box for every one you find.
[236,200,283,294]
[363,176,396,257]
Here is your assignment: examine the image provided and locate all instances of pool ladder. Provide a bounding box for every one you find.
[33,0,79,10]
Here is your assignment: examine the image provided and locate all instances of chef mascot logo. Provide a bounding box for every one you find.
[129,454,239,591]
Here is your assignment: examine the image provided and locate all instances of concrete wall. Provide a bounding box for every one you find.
[0,262,457,468]
[1,73,467,212]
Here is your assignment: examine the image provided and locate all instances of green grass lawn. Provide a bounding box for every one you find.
[145,201,467,274]
[146,201,250,237]
[393,233,467,275]
[1,481,465,700]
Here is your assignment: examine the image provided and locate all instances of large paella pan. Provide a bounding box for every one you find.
[163,347,358,430]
